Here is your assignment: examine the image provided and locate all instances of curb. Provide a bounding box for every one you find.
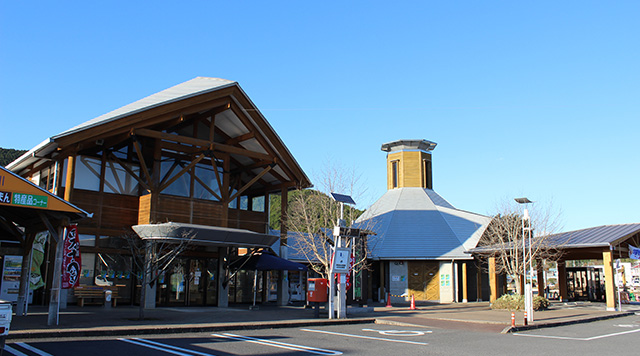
[7,318,376,340]
[501,312,636,334]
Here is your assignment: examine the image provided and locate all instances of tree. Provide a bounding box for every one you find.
[284,161,377,284]
[476,200,563,295]
[124,230,194,320]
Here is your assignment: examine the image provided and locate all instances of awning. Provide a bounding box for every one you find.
[230,252,307,271]
[132,222,278,248]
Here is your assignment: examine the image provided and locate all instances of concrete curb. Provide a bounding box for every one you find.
[501,312,636,334]
[7,318,376,340]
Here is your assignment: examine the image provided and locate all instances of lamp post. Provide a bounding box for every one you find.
[515,197,534,323]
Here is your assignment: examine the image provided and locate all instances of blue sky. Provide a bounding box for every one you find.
[1,1,639,232]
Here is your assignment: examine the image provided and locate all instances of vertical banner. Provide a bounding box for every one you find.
[61,224,81,289]
[30,231,48,290]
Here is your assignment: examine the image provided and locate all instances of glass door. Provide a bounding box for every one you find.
[167,259,187,305]
[188,260,204,306]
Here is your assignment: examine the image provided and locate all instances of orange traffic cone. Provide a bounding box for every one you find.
[409,294,416,310]
[386,292,392,307]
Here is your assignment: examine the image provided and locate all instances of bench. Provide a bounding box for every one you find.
[73,286,120,307]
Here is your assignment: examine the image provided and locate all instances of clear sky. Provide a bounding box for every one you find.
[1,1,638,232]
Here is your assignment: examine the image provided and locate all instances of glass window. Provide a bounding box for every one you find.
[193,164,221,201]
[160,160,190,197]
[252,196,265,212]
[80,253,95,286]
[103,160,140,196]
[75,156,101,191]
[79,234,95,247]
[392,161,399,188]
[96,253,134,304]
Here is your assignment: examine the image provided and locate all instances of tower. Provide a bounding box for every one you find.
[381,139,437,190]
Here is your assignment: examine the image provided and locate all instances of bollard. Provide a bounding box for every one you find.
[104,290,112,309]
[523,310,528,326]
[386,292,392,307]
[511,312,515,327]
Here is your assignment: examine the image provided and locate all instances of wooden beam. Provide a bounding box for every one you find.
[131,139,153,190]
[108,152,151,192]
[225,132,255,146]
[158,154,205,192]
[228,165,274,202]
[133,128,273,162]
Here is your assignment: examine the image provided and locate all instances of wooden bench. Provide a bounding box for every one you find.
[73,286,119,307]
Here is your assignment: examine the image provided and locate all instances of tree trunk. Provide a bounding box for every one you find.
[139,241,152,320]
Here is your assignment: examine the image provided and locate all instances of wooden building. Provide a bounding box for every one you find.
[6,77,311,308]
[355,139,492,304]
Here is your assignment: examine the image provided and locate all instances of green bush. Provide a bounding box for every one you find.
[491,294,549,311]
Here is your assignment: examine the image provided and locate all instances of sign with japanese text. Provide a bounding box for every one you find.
[629,244,640,260]
[62,224,81,289]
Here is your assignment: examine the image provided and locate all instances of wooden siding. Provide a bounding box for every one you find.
[386,151,432,189]
[72,189,139,231]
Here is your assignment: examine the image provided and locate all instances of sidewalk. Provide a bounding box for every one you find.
[7,301,639,340]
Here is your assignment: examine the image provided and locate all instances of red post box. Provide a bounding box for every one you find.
[307,278,328,302]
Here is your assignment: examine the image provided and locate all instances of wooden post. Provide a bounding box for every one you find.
[462,262,468,303]
[557,260,568,302]
[489,257,498,303]
[63,155,76,202]
[602,251,617,311]
[536,260,545,298]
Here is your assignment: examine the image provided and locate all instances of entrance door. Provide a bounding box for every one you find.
[408,261,440,301]
[188,260,204,306]
[167,260,187,305]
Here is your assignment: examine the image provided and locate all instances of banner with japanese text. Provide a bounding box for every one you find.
[62,224,81,289]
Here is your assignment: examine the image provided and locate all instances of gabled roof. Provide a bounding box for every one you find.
[355,187,491,260]
[548,223,640,248]
[8,77,311,192]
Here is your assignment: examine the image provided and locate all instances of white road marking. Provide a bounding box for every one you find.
[614,324,640,328]
[212,333,342,355]
[514,327,640,341]
[301,328,428,345]
[119,338,216,356]
[14,343,53,356]
[3,345,29,356]
[362,328,431,336]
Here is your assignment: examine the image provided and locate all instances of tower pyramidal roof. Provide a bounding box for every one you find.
[356,139,491,260]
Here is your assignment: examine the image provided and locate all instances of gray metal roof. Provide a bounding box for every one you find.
[7,77,236,172]
[355,187,491,260]
[548,223,640,248]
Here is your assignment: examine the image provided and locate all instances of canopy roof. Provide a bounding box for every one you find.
[548,223,640,248]
[229,252,307,271]
[132,222,278,248]
[0,166,88,240]
[355,187,491,260]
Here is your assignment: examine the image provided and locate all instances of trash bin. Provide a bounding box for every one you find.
[0,300,12,350]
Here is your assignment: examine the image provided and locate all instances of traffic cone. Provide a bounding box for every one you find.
[386,292,392,307]
[409,294,416,310]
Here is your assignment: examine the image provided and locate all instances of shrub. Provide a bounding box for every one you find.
[491,294,549,311]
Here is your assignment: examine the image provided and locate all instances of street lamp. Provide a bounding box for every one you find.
[515,197,534,323]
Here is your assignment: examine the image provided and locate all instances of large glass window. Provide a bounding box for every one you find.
[160,160,190,197]
[193,163,221,201]
[74,156,101,191]
[103,160,140,196]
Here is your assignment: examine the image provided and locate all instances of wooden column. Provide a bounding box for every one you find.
[557,260,568,302]
[536,260,545,298]
[63,155,76,201]
[489,257,498,303]
[462,262,468,303]
[602,251,617,311]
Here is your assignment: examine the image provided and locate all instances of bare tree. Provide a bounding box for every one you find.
[476,199,563,295]
[125,230,195,320]
[285,160,377,281]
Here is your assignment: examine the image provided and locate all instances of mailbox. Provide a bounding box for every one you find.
[307,278,328,302]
